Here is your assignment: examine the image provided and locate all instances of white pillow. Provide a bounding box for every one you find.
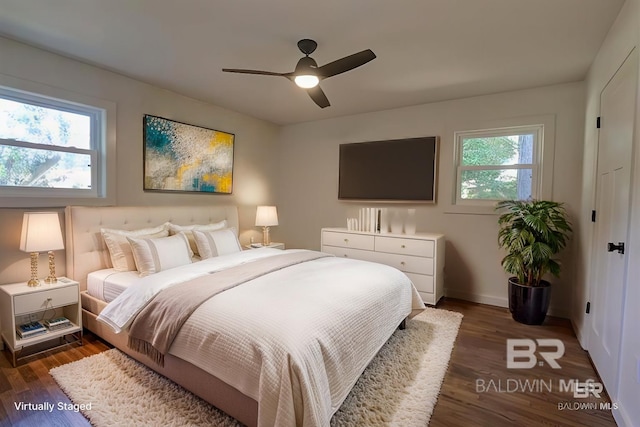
[193,228,242,259]
[101,225,169,271]
[127,233,192,277]
[167,220,228,256]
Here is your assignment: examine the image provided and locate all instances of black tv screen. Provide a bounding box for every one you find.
[338,137,438,202]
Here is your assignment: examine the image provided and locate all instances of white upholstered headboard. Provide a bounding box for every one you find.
[65,205,239,291]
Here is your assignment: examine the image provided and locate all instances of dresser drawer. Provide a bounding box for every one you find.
[368,251,434,275]
[14,285,78,315]
[375,236,434,258]
[405,273,434,294]
[322,231,374,251]
[322,245,378,263]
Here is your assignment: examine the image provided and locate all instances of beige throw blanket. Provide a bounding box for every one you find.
[128,250,330,366]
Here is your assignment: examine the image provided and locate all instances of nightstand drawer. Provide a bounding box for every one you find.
[14,285,78,315]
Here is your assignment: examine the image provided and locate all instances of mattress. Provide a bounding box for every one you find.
[87,269,139,302]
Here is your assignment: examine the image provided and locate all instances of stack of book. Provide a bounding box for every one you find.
[16,321,47,339]
[43,317,72,331]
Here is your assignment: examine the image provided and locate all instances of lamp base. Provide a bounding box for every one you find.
[27,252,40,287]
[45,250,58,284]
[262,226,271,246]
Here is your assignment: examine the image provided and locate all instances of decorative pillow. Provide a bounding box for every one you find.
[101,225,169,271]
[127,233,192,277]
[167,220,228,256]
[193,228,242,259]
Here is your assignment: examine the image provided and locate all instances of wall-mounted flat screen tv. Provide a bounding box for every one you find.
[338,136,438,202]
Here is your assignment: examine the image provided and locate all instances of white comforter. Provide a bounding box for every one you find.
[99,249,424,427]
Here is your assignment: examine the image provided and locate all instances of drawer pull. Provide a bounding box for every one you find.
[344,254,348,258]
[400,261,406,266]
[344,239,349,243]
[401,245,406,248]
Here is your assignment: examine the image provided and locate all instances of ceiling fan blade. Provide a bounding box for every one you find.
[222,68,288,77]
[307,86,330,108]
[317,49,376,79]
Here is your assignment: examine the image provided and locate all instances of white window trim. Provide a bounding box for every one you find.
[0,73,116,207]
[0,138,98,198]
[445,115,555,215]
[454,124,542,206]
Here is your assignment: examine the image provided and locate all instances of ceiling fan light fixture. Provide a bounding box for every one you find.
[294,74,319,88]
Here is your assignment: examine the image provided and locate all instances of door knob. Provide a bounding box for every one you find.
[607,242,625,254]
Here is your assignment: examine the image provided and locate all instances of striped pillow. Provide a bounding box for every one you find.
[166,220,228,256]
[101,225,169,271]
[127,233,192,276]
[192,228,242,259]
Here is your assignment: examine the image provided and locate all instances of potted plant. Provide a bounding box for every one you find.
[496,200,572,325]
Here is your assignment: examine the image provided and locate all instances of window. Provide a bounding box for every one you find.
[0,86,105,198]
[454,125,543,205]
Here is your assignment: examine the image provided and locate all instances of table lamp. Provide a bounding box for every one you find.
[20,212,64,286]
[255,206,278,246]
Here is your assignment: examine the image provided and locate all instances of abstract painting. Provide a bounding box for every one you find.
[143,115,234,194]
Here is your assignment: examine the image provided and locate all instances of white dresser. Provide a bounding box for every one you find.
[320,228,445,305]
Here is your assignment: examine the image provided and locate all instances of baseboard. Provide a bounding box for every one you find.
[571,318,588,350]
[444,289,508,308]
[444,288,571,319]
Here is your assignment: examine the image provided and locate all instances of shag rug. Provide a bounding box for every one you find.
[50,307,463,427]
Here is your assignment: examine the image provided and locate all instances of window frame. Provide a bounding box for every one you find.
[453,124,545,207]
[0,83,111,203]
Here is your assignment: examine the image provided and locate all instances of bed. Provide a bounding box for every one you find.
[65,205,424,427]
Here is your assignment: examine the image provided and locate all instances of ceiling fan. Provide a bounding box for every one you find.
[222,39,376,108]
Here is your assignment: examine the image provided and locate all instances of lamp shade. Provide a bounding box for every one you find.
[20,212,64,252]
[255,206,278,227]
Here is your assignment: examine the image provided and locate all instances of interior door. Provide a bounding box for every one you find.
[589,49,637,398]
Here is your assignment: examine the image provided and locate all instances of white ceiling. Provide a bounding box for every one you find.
[0,0,625,125]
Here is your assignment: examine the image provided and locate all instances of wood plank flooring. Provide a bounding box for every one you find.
[432,299,616,427]
[0,299,616,427]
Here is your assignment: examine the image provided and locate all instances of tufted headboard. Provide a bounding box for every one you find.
[65,205,239,291]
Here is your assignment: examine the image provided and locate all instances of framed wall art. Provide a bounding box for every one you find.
[143,114,234,194]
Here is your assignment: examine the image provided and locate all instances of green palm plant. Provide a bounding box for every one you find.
[496,200,572,286]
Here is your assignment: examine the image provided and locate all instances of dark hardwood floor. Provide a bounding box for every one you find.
[0,299,616,427]
[432,299,616,427]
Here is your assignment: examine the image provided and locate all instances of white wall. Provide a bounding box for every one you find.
[575,0,640,425]
[276,82,585,317]
[0,36,281,285]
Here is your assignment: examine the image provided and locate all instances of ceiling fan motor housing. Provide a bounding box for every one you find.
[295,56,319,75]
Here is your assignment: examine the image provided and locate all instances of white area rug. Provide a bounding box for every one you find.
[50,307,462,427]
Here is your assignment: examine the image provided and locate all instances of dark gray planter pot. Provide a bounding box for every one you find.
[508,278,551,325]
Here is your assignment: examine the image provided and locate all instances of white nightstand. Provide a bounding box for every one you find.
[244,242,285,250]
[0,277,83,367]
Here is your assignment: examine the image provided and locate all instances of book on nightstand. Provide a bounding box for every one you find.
[16,321,47,338]
[43,317,72,331]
